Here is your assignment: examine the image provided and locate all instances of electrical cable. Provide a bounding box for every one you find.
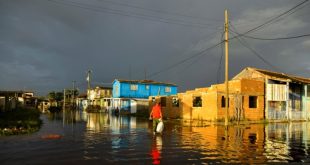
[147,0,309,79]
[99,0,223,23]
[235,33,310,41]
[231,0,309,38]
[147,41,224,78]
[229,23,282,72]
[48,0,222,30]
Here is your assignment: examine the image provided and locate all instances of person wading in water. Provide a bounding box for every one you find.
[149,102,162,135]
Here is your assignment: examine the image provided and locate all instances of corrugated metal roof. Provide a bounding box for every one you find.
[114,79,177,86]
[248,67,310,84]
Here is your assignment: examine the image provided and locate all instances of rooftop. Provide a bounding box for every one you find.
[247,67,310,84]
[113,79,177,86]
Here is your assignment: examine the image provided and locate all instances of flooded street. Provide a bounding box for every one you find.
[1,110,310,164]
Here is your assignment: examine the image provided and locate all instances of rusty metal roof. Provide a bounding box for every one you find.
[248,67,310,84]
[114,79,177,86]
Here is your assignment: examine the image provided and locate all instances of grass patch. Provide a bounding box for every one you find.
[0,108,42,136]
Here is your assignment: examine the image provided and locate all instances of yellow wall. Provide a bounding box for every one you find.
[151,78,265,121]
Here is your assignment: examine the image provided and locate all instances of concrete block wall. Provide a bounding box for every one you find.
[149,78,265,122]
[148,96,181,119]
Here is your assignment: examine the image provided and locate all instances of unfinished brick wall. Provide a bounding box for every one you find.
[149,78,265,122]
[148,96,181,119]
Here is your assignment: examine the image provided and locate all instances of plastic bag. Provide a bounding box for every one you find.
[156,121,164,133]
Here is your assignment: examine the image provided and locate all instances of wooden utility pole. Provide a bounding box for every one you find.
[63,89,66,110]
[224,9,229,126]
[72,80,76,107]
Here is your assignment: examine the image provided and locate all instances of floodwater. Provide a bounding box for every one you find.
[1,111,310,164]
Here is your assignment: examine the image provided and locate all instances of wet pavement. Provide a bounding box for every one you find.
[1,110,310,164]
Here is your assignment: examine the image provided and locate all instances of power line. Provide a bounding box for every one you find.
[147,41,224,78]
[229,23,281,72]
[147,1,308,79]
[235,33,310,41]
[100,0,223,23]
[48,0,222,30]
[232,0,309,37]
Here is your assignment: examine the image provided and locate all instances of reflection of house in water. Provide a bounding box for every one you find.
[264,122,310,162]
[85,112,110,131]
[154,67,310,122]
[112,79,177,114]
[179,123,310,163]
[85,113,148,132]
[178,124,267,164]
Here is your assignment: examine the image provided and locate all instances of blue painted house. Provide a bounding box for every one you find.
[111,79,177,113]
[112,79,178,99]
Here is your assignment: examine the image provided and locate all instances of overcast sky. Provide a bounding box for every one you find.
[0,0,309,96]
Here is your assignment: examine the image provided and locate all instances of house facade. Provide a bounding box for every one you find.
[86,86,113,111]
[233,67,310,121]
[0,91,36,111]
[150,78,265,121]
[112,79,177,99]
[112,79,177,114]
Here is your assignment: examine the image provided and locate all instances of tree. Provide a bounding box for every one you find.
[47,91,56,101]
[47,91,63,102]
[55,92,63,102]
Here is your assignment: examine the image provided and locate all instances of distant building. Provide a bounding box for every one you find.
[86,86,113,111]
[0,91,36,111]
[112,79,177,99]
[112,79,178,114]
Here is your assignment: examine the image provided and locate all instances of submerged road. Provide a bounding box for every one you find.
[1,110,310,164]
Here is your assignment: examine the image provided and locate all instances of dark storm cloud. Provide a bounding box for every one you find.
[0,0,309,95]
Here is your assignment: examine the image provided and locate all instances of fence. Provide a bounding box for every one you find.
[268,110,286,120]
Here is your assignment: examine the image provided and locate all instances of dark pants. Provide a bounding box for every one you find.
[153,118,160,133]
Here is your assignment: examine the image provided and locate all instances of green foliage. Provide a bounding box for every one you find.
[0,108,42,136]
[55,92,64,101]
[47,91,64,101]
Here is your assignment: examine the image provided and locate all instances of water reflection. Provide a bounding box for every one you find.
[150,135,162,164]
[3,110,310,164]
[57,111,310,163]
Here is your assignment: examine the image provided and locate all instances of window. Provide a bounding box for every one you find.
[249,96,257,108]
[221,96,229,108]
[193,96,202,107]
[160,97,166,107]
[152,97,155,103]
[146,85,149,90]
[130,84,138,91]
[165,87,171,93]
[172,97,179,107]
